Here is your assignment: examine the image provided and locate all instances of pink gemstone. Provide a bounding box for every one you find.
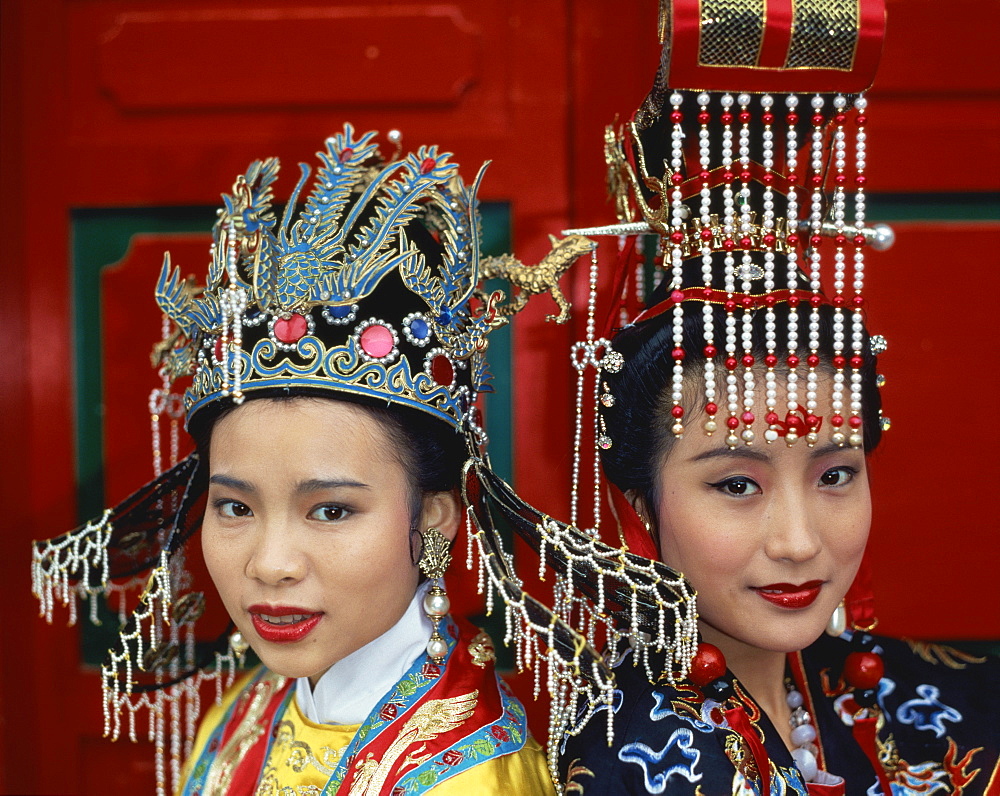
[273,314,308,344]
[359,324,395,358]
[430,355,454,386]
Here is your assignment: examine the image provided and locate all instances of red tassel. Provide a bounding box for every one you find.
[852,714,892,795]
[606,482,659,559]
[844,549,877,631]
[725,705,771,796]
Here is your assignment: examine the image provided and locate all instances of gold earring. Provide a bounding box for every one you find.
[419,528,452,663]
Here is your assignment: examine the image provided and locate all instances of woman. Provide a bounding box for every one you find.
[466,2,999,792]
[32,127,559,795]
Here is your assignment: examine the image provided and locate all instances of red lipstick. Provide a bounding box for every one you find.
[248,605,323,643]
[752,581,824,609]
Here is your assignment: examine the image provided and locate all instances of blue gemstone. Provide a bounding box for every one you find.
[436,309,452,325]
[329,305,352,318]
[410,318,429,339]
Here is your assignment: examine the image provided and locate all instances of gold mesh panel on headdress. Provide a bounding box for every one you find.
[698,0,766,67]
[787,0,860,70]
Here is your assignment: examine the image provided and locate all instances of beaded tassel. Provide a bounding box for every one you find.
[668,91,687,437]
[806,94,826,445]
[850,95,869,448]
[697,92,719,434]
[784,94,804,443]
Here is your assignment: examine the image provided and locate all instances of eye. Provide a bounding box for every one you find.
[708,477,762,497]
[307,504,350,522]
[819,466,857,487]
[216,499,253,518]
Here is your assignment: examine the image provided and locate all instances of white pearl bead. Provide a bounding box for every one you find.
[791,746,819,781]
[791,723,817,746]
[424,590,450,618]
[426,635,448,660]
[786,690,804,708]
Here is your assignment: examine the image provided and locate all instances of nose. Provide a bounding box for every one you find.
[245,520,306,585]
[763,491,822,564]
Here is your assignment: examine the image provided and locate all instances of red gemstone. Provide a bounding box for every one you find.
[670,110,684,123]
[835,234,848,246]
[849,415,863,428]
[740,236,753,249]
[811,174,824,186]
[766,412,780,424]
[273,313,309,344]
[430,354,455,386]
[810,235,823,247]
[671,289,686,304]
[742,411,755,424]
[670,173,684,185]
[739,111,751,124]
[856,115,867,126]
[672,347,685,361]
[706,402,719,415]
[812,113,825,126]
[741,296,754,309]
[762,112,774,124]
[855,175,868,186]
[788,173,799,184]
[726,416,740,430]
[765,354,778,367]
[670,231,685,244]
[833,295,846,307]
[810,294,823,307]
[834,174,847,185]
[831,414,845,427]
[721,112,734,125]
[689,642,727,687]
[834,113,847,125]
[787,112,799,124]
[833,355,847,369]
[762,173,775,185]
[850,356,864,368]
[725,357,738,371]
[740,170,752,183]
[702,288,714,299]
[699,170,711,182]
[723,239,736,251]
[723,170,735,182]
[741,354,755,367]
[854,234,867,246]
[700,228,714,241]
[764,295,778,308]
[787,355,800,367]
[806,354,820,367]
[788,295,801,307]
[763,233,776,246]
[806,414,820,428]
[697,111,710,124]
[671,405,685,419]
[341,147,354,161]
[360,324,395,358]
[844,651,883,690]
[421,157,436,174]
[703,345,717,357]
[724,300,737,312]
[852,296,865,307]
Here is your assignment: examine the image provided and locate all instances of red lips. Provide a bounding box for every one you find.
[248,604,323,643]
[751,580,824,609]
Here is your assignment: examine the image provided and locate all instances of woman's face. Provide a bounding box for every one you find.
[651,404,871,656]
[202,398,458,684]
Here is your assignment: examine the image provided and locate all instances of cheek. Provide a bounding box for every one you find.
[201,524,242,601]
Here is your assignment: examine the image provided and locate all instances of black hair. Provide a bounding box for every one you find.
[599,277,883,518]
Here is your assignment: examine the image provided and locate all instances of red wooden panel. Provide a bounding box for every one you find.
[865,222,1000,638]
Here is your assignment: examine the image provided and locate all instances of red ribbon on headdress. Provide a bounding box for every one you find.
[844,549,878,632]
[606,482,660,560]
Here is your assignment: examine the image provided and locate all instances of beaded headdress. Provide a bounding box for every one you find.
[31,126,596,794]
[465,0,894,773]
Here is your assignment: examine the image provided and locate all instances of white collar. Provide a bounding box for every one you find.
[295,582,434,725]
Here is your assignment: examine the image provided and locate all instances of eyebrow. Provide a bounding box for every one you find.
[208,475,370,493]
[690,440,862,465]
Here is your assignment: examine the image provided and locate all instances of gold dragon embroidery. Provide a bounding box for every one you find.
[347,690,479,796]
